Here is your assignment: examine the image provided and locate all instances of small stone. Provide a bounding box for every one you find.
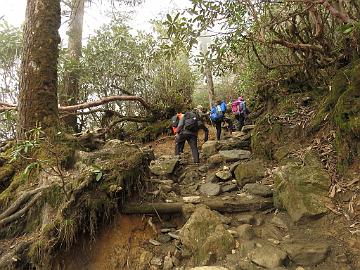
[242,183,273,197]
[160,228,171,233]
[150,256,163,266]
[199,183,221,196]
[227,229,238,237]
[216,170,233,181]
[268,238,280,245]
[149,239,161,246]
[168,232,180,240]
[183,196,201,203]
[296,267,306,270]
[157,234,172,243]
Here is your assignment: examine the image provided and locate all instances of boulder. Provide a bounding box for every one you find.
[180,169,200,184]
[250,244,288,269]
[199,183,221,196]
[208,154,224,166]
[282,241,330,266]
[216,170,232,181]
[149,155,179,176]
[229,161,241,173]
[221,182,238,193]
[242,183,273,197]
[219,137,250,151]
[270,214,290,231]
[219,149,251,162]
[273,153,331,222]
[234,159,267,187]
[236,224,255,240]
[206,173,220,183]
[179,205,235,265]
[202,140,219,157]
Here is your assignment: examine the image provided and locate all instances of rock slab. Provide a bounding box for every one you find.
[273,152,331,222]
[179,205,235,265]
[149,155,179,175]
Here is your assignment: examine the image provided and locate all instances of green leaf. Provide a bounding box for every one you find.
[95,172,103,181]
[343,26,353,34]
[166,14,172,22]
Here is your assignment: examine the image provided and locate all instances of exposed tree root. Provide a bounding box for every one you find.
[0,187,48,227]
[122,197,273,214]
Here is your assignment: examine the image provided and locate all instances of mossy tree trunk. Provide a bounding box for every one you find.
[17,0,61,139]
[61,0,85,133]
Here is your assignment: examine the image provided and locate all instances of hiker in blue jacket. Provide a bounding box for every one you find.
[210,100,227,140]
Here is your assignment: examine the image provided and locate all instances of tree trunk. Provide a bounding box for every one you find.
[204,65,215,108]
[62,0,85,132]
[18,0,61,138]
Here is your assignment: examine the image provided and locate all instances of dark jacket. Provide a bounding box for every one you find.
[176,112,209,141]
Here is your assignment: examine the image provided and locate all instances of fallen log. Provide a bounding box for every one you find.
[122,197,273,214]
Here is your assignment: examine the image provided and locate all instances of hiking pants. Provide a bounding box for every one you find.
[235,113,245,131]
[175,133,199,163]
[175,135,185,155]
[215,121,222,140]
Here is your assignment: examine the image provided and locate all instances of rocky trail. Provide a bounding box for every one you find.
[65,125,359,270]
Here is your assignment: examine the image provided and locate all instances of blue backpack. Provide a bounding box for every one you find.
[210,102,226,121]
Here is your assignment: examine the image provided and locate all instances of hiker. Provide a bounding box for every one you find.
[171,111,184,154]
[231,96,247,131]
[210,100,227,140]
[194,105,209,142]
[176,110,207,163]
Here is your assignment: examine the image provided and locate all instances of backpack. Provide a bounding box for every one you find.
[239,100,247,114]
[210,104,224,121]
[183,112,199,132]
[231,101,240,114]
[171,115,179,128]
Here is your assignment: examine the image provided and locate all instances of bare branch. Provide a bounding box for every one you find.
[60,95,152,112]
[1,95,153,113]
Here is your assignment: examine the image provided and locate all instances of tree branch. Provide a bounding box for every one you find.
[59,95,152,112]
[1,95,153,113]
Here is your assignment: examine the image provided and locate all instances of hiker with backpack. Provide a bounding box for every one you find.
[231,96,247,131]
[175,110,207,163]
[194,105,209,142]
[210,100,227,140]
[171,111,184,154]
